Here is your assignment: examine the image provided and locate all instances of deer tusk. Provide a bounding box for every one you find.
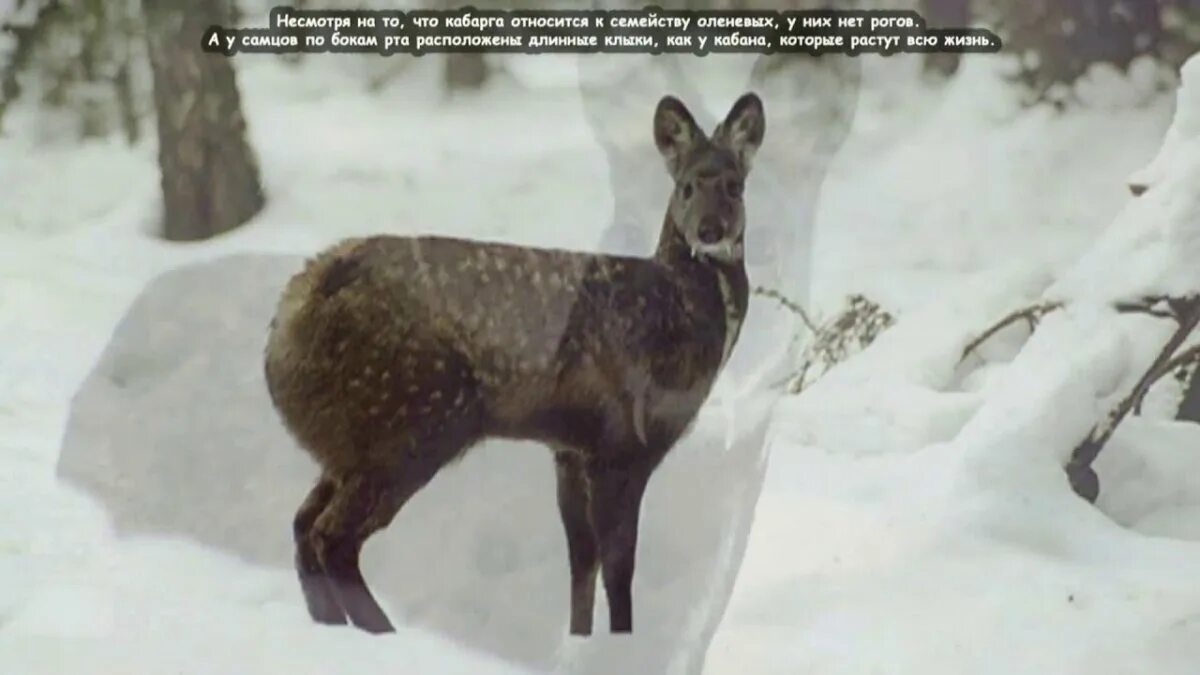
[633,384,649,447]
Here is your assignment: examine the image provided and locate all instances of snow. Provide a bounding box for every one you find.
[811,53,1174,313]
[709,53,1200,675]
[3,35,1200,675]
[1049,54,1200,304]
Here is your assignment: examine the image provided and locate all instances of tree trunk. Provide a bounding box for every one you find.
[142,0,264,242]
[1178,366,1200,423]
[439,0,489,92]
[0,1,66,134]
[921,0,970,77]
[444,53,488,91]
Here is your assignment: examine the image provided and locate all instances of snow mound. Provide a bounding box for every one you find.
[1127,55,1200,193]
[707,268,1200,675]
[1050,54,1200,304]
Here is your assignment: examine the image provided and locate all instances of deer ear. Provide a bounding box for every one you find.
[653,95,702,178]
[713,92,765,171]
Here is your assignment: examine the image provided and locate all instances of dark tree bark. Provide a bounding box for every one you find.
[113,58,140,144]
[439,0,497,92]
[996,0,1166,104]
[443,52,488,91]
[1175,357,1200,424]
[921,0,970,77]
[0,1,66,133]
[142,0,264,242]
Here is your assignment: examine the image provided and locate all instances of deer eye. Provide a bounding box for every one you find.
[727,180,743,198]
[682,183,693,199]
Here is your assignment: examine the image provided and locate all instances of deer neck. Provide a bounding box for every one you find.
[653,215,750,368]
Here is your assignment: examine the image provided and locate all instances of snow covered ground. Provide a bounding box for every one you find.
[2,35,1198,675]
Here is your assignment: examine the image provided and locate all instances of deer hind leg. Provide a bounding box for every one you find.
[307,462,441,634]
[554,451,599,636]
[587,454,658,634]
[293,474,346,625]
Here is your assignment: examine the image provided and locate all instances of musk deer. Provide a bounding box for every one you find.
[263,92,765,636]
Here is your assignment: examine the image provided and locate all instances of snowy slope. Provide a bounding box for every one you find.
[0,41,1193,675]
[707,54,1200,675]
[1049,57,1200,305]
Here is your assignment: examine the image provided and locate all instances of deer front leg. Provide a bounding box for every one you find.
[586,454,657,634]
[555,451,599,636]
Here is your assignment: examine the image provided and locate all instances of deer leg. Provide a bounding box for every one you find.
[555,451,599,636]
[293,474,346,625]
[309,467,433,634]
[587,455,656,634]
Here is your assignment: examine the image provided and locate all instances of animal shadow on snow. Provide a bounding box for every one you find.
[56,252,774,674]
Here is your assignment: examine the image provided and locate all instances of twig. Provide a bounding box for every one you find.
[960,301,1064,364]
[766,372,795,390]
[1114,297,1176,320]
[753,286,818,333]
[965,295,1184,369]
[1132,341,1200,414]
[1156,343,1200,386]
[1125,294,1200,415]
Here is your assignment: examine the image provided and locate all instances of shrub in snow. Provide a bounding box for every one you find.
[787,293,896,394]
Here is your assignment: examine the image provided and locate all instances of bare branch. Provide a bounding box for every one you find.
[1114,301,1175,320]
[1132,341,1200,414]
[960,301,1064,364]
[1158,343,1200,385]
[753,285,819,333]
[963,294,1193,372]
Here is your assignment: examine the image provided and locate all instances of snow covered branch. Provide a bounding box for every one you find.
[962,292,1200,503]
[959,301,1064,363]
[1067,296,1200,502]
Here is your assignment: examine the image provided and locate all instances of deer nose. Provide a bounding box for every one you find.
[697,217,723,244]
